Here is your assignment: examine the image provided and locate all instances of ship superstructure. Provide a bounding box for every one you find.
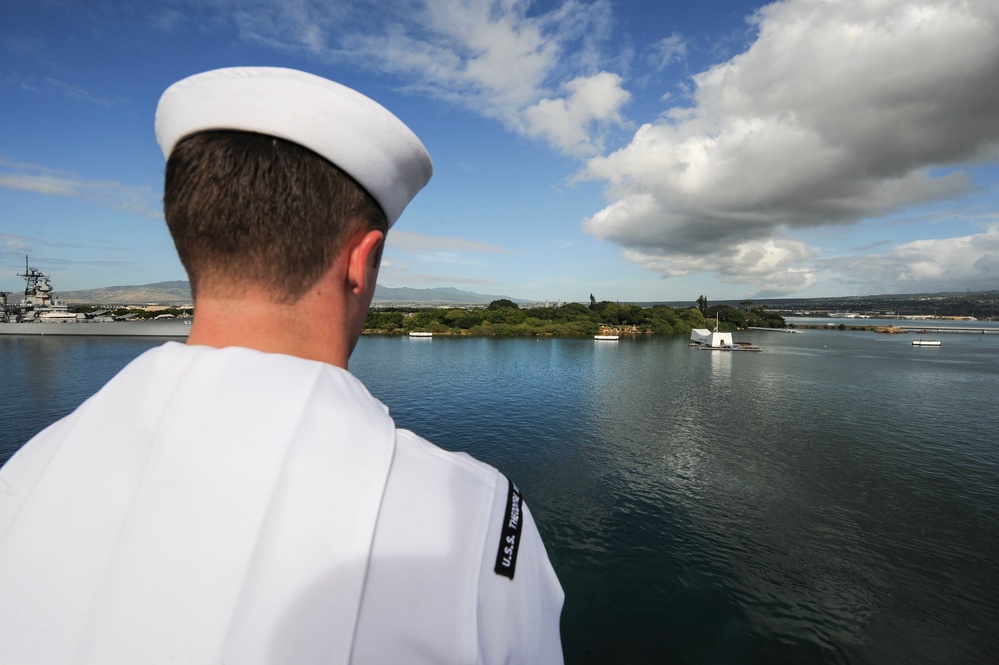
[1,257,191,336]
[1,257,76,323]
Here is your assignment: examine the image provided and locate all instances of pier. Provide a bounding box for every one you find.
[747,326,801,333]
[897,325,996,334]
[782,321,999,334]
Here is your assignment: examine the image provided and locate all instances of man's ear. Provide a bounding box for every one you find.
[347,229,385,296]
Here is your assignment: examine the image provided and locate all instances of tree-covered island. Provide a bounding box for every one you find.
[363,297,787,337]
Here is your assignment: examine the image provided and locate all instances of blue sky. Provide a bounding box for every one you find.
[2,0,998,303]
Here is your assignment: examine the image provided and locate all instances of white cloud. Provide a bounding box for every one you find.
[44,78,117,107]
[821,225,999,294]
[1,234,31,252]
[623,237,817,297]
[581,0,999,294]
[523,72,630,156]
[349,0,629,154]
[0,157,161,218]
[651,33,686,70]
[165,0,627,155]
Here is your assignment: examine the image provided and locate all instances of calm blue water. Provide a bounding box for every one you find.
[3,329,999,664]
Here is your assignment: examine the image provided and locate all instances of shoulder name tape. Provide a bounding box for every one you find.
[493,479,524,580]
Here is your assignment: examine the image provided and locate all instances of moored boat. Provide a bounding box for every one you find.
[1,258,191,337]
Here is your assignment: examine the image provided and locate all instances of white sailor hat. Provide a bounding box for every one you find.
[155,66,432,227]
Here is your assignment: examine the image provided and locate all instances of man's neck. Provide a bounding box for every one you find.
[186,289,354,369]
[183,230,382,370]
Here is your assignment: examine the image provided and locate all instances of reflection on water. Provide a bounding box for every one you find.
[2,330,998,664]
[354,331,999,664]
[1,336,165,459]
[708,345,734,381]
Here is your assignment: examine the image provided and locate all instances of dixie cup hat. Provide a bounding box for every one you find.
[155,66,433,227]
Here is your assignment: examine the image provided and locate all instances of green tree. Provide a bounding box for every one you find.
[696,295,708,314]
[524,306,557,321]
[365,310,404,330]
[442,309,466,325]
[406,309,446,329]
[484,307,526,325]
[679,307,707,330]
[454,311,484,329]
[555,302,597,322]
[487,299,519,310]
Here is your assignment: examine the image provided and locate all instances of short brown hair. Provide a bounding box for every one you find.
[163,131,387,301]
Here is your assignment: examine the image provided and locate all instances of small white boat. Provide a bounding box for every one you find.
[594,334,619,341]
[912,339,941,347]
[409,331,433,338]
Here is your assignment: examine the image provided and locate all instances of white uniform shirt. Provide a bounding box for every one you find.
[0,343,564,664]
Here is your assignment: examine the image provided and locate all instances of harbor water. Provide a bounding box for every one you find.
[2,327,998,663]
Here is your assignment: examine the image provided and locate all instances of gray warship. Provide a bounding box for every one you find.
[1,258,191,337]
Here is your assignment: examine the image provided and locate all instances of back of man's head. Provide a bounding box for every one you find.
[164,131,385,302]
[155,67,433,302]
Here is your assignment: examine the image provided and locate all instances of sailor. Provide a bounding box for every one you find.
[0,67,564,663]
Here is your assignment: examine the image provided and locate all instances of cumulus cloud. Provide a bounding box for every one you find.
[0,156,161,218]
[523,72,630,156]
[162,0,630,156]
[581,0,999,294]
[821,225,999,294]
[348,0,630,154]
[623,237,818,297]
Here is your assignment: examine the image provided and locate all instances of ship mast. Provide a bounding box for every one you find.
[18,255,35,298]
[16,256,58,308]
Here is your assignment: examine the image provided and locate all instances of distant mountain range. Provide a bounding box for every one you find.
[56,281,193,305]
[54,281,526,306]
